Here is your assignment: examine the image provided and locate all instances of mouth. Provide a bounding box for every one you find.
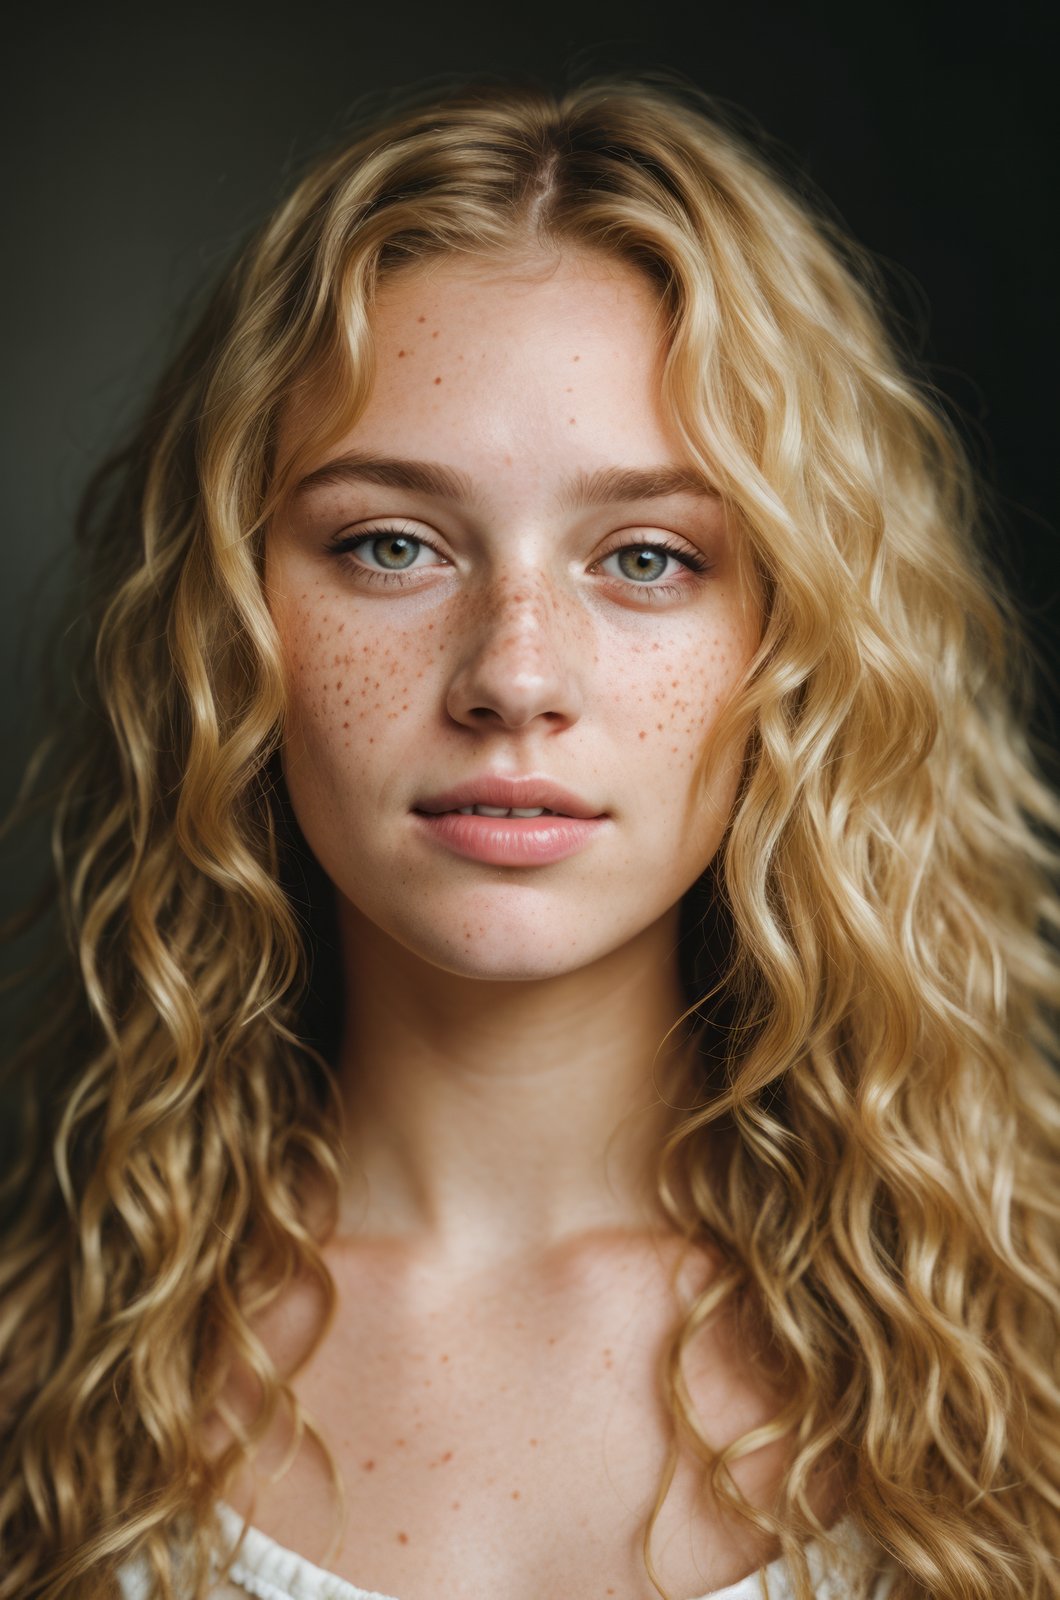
[414,774,604,821]
[414,804,564,819]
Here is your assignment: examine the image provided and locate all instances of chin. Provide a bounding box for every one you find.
[404,923,596,984]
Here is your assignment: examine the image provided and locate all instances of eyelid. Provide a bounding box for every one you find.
[325,522,707,562]
[324,524,713,592]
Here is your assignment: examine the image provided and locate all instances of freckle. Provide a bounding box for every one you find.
[511,1490,521,1500]
[572,354,580,361]
[451,1501,461,1510]
[362,1459,375,1471]
[548,1336,558,1346]
[434,375,443,384]
[441,1450,453,1462]
[396,1438,406,1447]
[397,1531,409,1544]
[568,417,576,425]
[432,329,439,338]
[639,730,647,740]
[398,349,406,357]
[440,1353,449,1362]
[657,723,663,730]
[529,1438,538,1446]
[565,386,572,392]
[344,697,350,705]
[417,315,426,323]
[343,721,349,729]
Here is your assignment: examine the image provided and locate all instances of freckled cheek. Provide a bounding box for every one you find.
[597,624,745,768]
[276,602,425,765]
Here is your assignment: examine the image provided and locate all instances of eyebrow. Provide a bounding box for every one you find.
[292,452,718,511]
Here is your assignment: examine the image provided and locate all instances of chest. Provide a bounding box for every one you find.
[207,1241,839,1600]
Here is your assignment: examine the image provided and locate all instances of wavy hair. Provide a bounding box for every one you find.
[2,69,1058,1600]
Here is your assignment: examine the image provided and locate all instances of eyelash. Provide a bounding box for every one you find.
[324,526,713,601]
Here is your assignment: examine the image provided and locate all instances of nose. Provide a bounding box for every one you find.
[445,569,586,733]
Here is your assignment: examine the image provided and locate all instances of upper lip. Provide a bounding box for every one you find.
[414,775,606,819]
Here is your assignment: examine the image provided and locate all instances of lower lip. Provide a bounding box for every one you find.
[411,810,609,866]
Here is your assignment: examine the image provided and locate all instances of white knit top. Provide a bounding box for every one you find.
[116,1500,900,1600]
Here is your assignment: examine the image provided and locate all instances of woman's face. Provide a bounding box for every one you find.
[266,248,761,983]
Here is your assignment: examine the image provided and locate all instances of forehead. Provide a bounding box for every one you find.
[274,248,686,509]
[360,251,668,433]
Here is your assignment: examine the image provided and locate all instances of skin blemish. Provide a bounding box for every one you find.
[572,353,580,360]
[362,1459,375,1471]
[432,329,439,338]
[639,731,647,740]
[442,1450,453,1462]
[440,1353,449,1362]
[529,1438,538,1447]
[434,376,442,384]
[451,1501,461,1511]
[417,315,426,323]
[511,1490,521,1500]
[397,349,406,357]
[395,1437,407,1448]
[397,1531,409,1544]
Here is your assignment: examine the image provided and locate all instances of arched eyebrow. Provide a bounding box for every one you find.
[292,452,719,510]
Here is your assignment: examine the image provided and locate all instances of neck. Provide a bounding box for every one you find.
[327,896,698,1274]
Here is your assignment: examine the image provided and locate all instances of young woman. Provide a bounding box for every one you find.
[1,71,1057,1600]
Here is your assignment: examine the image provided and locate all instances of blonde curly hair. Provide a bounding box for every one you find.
[2,68,1058,1600]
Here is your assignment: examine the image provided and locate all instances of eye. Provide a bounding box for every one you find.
[325,527,446,585]
[324,526,713,600]
[594,538,712,600]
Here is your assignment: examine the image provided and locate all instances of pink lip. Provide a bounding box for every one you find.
[411,810,609,866]
[414,773,604,820]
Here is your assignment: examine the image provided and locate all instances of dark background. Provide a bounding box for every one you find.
[2,0,1057,961]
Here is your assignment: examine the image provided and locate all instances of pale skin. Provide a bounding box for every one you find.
[205,249,845,1598]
